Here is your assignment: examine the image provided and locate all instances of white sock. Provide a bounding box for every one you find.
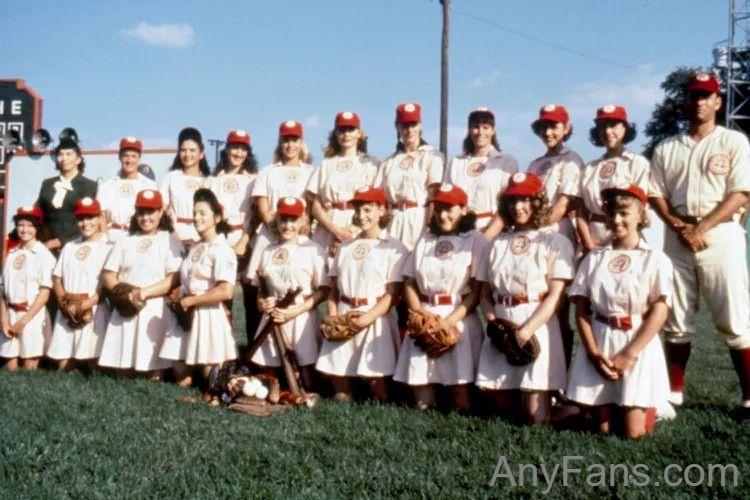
[669,391,683,405]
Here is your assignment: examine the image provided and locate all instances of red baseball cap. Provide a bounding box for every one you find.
[503,172,543,198]
[353,186,388,206]
[335,111,361,129]
[687,73,721,94]
[276,197,306,218]
[226,129,251,147]
[14,205,44,224]
[432,184,468,207]
[279,120,303,138]
[119,136,143,153]
[396,102,422,124]
[595,105,628,123]
[601,184,648,205]
[532,104,569,126]
[73,197,102,216]
[135,189,163,210]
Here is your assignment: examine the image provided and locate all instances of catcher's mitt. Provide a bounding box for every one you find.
[320,311,364,341]
[486,318,517,353]
[504,328,541,366]
[406,308,459,358]
[59,293,94,329]
[167,288,194,331]
[109,282,144,318]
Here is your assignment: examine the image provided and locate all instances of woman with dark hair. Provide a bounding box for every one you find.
[444,108,518,239]
[160,188,237,399]
[375,102,444,251]
[476,173,574,425]
[160,127,210,249]
[393,184,486,413]
[306,112,378,256]
[36,137,98,252]
[576,106,650,252]
[0,206,55,371]
[99,189,183,378]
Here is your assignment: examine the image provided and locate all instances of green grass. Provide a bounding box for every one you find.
[1,300,748,498]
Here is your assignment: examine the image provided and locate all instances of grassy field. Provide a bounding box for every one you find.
[0,301,748,498]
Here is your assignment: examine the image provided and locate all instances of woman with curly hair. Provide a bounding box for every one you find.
[475,173,574,425]
[576,106,650,252]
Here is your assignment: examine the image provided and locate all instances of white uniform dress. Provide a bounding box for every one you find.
[316,231,407,377]
[579,151,649,246]
[160,170,208,244]
[160,234,238,365]
[0,242,55,358]
[98,231,183,371]
[47,236,113,360]
[444,148,519,230]
[475,230,574,391]
[527,147,584,243]
[306,154,378,252]
[208,171,255,248]
[250,237,328,367]
[566,239,674,415]
[375,145,444,250]
[246,162,314,281]
[97,174,157,242]
[394,230,487,385]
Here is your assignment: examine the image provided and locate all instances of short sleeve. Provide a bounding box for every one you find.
[475,242,493,283]
[364,157,379,185]
[444,157,459,184]
[649,250,674,307]
[567,252,593,299]
[726,132,750,193]
[39,251,56,289]
[103,238,125,273]
[648,145,666,198]
[427,153,445,185]
[312,244,330,288]
[250,248,271,288]
[165,235,184,273]
[470,231,489,279]
[53,245,67,278]
[386,240,408,283]
[159,173,172,207]
[548,234,575,281]
[559,158,582,198]
[251,168,269,198]
[632,154,651,192]
[373,160,386,188]
[305,165,322,196]
[213,245,237,284]
[96,181,111,212]
[402,250,416,279]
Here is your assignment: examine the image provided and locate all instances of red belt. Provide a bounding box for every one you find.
[110,223,127,230]
[474,211,493,219]
[593,312,637,331]
[589,213,608,223]
[495,293,547,307]
[177,217,194,224]
[418,291,467,306]
[340,294,383,307]
[7,302,29,312]
[331,201,354,210]
[229,223,244,231]
[390,200,419,210]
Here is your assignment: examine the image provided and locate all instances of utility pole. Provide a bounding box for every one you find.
[440,0,450,158]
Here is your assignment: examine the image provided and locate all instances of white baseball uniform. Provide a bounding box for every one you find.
[160,234,238,365]
[98,231,182,371]
[159,170,208,243]
[208,171,255,248]
[47,236,113,360]
[566,239,674,416]
[246,162,314,281]
[393,230,487,385]
[579,150,649,246]
[444,147,519,230]
[375,145,444,250]
[649,126,750,349]
[250,236,328,367]
[475,229,574,391]
[0,242,54,358]
[97,174,157,242]
[316,231,407,377]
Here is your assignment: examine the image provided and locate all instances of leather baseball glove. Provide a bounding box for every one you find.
[504,327,541,366]
[406,308,459,358]
[320,311,364,341]
[59,293,93,329]
[167,288,194,331]
[486,317,517,353]
[109,282,144,318]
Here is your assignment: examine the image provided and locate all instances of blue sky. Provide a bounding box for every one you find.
[3,0,727,167]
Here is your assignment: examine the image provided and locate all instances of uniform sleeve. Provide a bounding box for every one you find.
[39,250,56,289]
[364,157,379,186]
[52,245,66,278]
[386,241,407,283]
[548,234,575,281]
[649,251,674,307]
[428,153,445,185]
[726,132,750,193]
[96,181,110,212]
[312,244,330,288]
[475,242,493,283]
[251,168,269,198]
[648,144,667,198]
[470,231,489,279]
[305,164,322,196]
[373,160,386,188]
[567,252,593,298]
[250,248,270,288]
[631,154,651,192]
[443,157,458,184]
[402,249,416,279]
[503,154,520,175]
[559,157,582,198]
[103,239,125,273]
[159,172,172,207]
[165,235,184,273]
[213,246,238,284]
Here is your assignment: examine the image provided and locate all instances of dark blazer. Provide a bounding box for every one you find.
[36,173,98,244]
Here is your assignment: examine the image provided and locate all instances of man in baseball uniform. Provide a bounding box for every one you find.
[649,73,750,416]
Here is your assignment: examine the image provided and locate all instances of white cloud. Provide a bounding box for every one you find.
[120,22,194,48]
[303,114,320,128]
[469,70,501,89]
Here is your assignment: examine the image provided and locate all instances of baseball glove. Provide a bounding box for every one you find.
[109,282,144,318]
[406,308,459,358]
[167,288,194,331]
[59,293,93,329]
[486,317,517,353]
[504,328,541,366]
[320,311,364,341]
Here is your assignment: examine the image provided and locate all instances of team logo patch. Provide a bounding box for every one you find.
[12,254,26,270]
[707,154,730,175]
[185,179,200,191]
[352,242,371,260]
[75,245,92,261]
[510,235,531,255]
[191,246,205,263]
[467,161,486,177]
[599,161,617,180]
[137,238,153,252]
[336,160,353,172]
[399,155,414,170]
[607,254,631,274]
[284,170,301,184]
[272,247,289,265]
[118,184,133,197]
[223,178,239,193]
[435,240,454,260]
